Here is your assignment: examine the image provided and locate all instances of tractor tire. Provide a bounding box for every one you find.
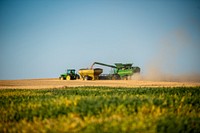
[66,75,71,80]
[60,77,64,80]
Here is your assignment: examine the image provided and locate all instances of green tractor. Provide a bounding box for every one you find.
[59,69,80,80]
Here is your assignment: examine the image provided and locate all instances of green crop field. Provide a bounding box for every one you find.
[0,87,200,133]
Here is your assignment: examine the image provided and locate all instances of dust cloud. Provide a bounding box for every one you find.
[133,28,200,82]
[132,70,200,82]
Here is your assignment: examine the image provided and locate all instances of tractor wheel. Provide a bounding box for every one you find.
[60,77,64,80]
[66,75,71,80]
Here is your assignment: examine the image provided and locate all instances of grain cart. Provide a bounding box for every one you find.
[59,69,80,80]
[90,62,140,80]
[78,68,103,80]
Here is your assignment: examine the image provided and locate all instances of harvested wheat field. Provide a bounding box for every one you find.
[0,78,200,89]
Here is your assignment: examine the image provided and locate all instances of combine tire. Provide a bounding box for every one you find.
[122,76,128,80]
[66,75,71,80]
[112,74,120,80]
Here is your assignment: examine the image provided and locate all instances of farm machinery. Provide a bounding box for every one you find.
[79,62,140,80]
[79,68,103,80]
[59,69,80,80]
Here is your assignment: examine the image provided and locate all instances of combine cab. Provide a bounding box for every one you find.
[59,69,80,80]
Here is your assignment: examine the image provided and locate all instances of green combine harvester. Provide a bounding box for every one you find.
[79,62,140,80]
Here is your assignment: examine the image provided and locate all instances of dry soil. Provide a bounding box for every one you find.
[0,78,200,89]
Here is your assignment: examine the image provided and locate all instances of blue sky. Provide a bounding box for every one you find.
[0,0,200,80]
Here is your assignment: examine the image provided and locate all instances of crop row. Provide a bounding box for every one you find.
[0,87,199,133]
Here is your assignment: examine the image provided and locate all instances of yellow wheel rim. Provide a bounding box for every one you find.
[66,75,71,80]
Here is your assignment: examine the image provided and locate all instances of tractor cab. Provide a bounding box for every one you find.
[67,69,75,75]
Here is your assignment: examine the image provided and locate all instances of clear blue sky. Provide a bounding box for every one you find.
[0,0,200,80]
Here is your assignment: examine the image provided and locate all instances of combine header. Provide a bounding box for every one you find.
[79,62,140,80]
